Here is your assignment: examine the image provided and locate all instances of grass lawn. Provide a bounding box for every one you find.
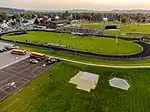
[19,45,150,66]
[81,22,150,38]
[120,23,150,33]
[0,62,150,112]
[2,31,143,56]
[81,22,121,30]
[123,33,150,38]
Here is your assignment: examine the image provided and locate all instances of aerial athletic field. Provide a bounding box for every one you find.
[0,22,150,112]
[2,31,143,56]
[0,62,150,112]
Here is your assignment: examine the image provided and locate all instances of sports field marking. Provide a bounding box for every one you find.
[2,69,30,82]
[2,70,29,81]
[31,66,46,77]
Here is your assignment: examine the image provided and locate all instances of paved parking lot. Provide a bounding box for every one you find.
[0,42,30,69]
[0,58,57,101]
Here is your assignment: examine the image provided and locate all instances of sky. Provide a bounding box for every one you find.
[1,0,150,10]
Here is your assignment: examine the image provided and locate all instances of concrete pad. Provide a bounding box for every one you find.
[109,77,130,90]
[69,71,99,92]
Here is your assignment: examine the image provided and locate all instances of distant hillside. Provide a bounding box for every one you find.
[110,9,150,14]
[0,7,26,14]
[1,7,150,14]
[68,9,94,13]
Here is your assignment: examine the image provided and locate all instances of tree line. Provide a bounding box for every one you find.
[1,11,150,24]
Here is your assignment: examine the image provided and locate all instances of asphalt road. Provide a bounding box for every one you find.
[0,42,30,69]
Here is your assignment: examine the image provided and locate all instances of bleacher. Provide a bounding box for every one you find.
[60,28,104,36]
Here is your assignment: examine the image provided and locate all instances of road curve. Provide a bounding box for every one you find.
[49,55,150,69]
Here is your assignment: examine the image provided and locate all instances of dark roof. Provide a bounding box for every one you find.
[51,20,70,24]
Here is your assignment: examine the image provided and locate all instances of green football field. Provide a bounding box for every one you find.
[2,31,143,56]
[0,62,150,112]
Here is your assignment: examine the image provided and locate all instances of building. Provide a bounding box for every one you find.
[46,20,70,29]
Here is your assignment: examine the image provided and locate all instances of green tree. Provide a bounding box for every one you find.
[23,12,32,19]
[0,12,8,21]
[121,16,128,24]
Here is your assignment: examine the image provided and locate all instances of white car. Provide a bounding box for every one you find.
[30,59,38,64]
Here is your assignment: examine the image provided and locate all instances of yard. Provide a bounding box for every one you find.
[2,31,143,56]
[0,62,150,112]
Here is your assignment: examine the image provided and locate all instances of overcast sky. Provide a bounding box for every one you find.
[1,0,150,10]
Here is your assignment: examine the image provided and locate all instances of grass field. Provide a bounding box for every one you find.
[2,31,143,56]
[0,62,150,112]
[81,22,150,37]
[19,45,150,66]
[81,22,121,30]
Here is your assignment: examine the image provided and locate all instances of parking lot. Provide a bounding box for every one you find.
[0,42,30,69]
[0,57,57,101]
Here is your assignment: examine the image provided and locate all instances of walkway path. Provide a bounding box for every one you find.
[49,55,150,69]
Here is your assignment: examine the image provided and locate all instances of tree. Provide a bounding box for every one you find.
[23,12,32,19]
[121,17,128,24]
[0,12,8,21]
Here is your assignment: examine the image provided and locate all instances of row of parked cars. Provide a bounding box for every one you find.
[29,52,60,65]
[30,57,59,65]
[0,44,19,53]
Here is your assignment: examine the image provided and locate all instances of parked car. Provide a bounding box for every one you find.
[46,58,58,62]
[11,46,19,49]
[45,58,58,64]
[0,49,4,53]
[36,58,42,62]
[2,49,8,52]
[46,61,53,65]
[30,59,38,64]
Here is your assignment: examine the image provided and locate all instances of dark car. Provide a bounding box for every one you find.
[46,61,53,65]
[36,58,42,62]
[2,49,7,52]
[46,58,59,62]
[0,49,4,53]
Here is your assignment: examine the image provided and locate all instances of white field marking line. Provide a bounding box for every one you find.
[5,67,34,79]
[18,62,41,75]
[0,80,27,93]
[0,75,14,87]
[47,55,150,69]
[0,55,30,70]
[31,67,46,77]
[1,70,29,84]
[0,83,20,93]
[7,61,30,69]
[1,98,21,112]
[0,77,21,91]
[0,88,9,94]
